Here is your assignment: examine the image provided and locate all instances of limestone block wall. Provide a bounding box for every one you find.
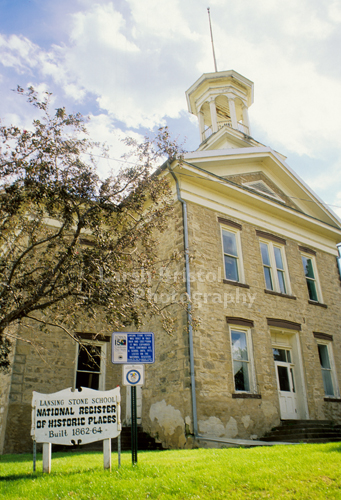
[0,338,15,455]
[2,322,123,454]
[141,198,341,448]
[3,324,77,454]
[186,200,341,440]
[2,195,341,453]
[142,307,192,449]
[139,202,194,448]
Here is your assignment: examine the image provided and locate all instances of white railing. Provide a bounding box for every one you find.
[202,121,249,141]
[203,127,213,140]
[218,120,232,129]
[237,122,249,135]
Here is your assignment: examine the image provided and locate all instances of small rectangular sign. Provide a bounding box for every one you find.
[112,332,154,364]
[31,387,121,445]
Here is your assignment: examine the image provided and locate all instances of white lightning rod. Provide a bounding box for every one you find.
[207,7,218,72]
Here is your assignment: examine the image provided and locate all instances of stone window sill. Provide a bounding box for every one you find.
[223,279,250,289]
[264,290,296,300]
[308,300,327,308]
[324,397,341,403]
[232,393,262,399]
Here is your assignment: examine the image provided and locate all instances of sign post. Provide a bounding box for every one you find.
[33,440,36,472]
[131,386,137,464]
[112,332,154,465]
[122,364,144,465]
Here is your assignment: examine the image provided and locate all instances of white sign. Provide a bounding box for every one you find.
[113,333,128,362]
[122,365,144,386]
[31,387,121,445]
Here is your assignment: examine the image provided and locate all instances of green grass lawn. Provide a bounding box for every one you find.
[1,443,341,499]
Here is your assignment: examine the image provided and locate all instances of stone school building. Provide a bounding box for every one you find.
[1,69,341,453]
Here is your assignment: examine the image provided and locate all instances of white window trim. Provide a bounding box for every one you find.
[220,225,245,283]
[260,239,291,295]
[317,340,339,399]
[229,325,256,393]
[301,252,323,303]
[74,341,107,391]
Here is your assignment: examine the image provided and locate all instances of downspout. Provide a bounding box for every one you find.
[167,163,198,438]
[337,243,341,280]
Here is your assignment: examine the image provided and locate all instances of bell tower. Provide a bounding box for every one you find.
[185,70,254,148]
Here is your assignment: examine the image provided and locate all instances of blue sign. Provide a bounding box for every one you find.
[112,332,155,364]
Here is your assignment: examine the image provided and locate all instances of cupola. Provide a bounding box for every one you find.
[185,70,254,146]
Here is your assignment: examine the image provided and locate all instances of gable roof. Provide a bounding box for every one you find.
[180,146,341,230]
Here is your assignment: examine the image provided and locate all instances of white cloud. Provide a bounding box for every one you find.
[307,157,341,193]
[54,1,197,128]
[328,1,341,24]
[0,34,38,70]
[1,0,341,211]
[71,3,139,52]
[85,113,144,177]
[128,0,199,40]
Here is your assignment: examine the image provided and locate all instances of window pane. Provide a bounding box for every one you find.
[274,247,284,269]
[277,270,286,294]
[318,344,334,396]
[224,255,239,281]
[322,370,334,396]
[318,344,331,369]
[302,256,315,279]
[76,371,99,390]
[223,231,238,257]
[290,368,296,393]
[273,348,287,362]
[264,266,273,290]
[260,243,270,266]
[277,366,290,392]
[286,350,292,363]
[231,331,248,361]
[233,361,250,391]
[307,279,318,301]
[77,345,101,372]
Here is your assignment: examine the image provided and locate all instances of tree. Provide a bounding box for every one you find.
[0,87,181,371]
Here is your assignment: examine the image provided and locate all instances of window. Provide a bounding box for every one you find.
[230,328,254,392]
[75,342,106,391]
[221,227,244,282]
[317,343,336,397]
[260,240,290,294]
[301,254,321,302]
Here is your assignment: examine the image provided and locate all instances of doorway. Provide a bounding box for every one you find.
[273,348,298,419]
[271,330,308,420]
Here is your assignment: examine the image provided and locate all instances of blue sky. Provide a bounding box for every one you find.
[1,0,341,217]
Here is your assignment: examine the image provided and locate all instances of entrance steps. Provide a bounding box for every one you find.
[261,420,341,444]
[111,426,164,451]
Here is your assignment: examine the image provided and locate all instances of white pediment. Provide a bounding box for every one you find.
[182,146,341,229]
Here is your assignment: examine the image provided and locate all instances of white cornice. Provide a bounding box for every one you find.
[185,146,275,160]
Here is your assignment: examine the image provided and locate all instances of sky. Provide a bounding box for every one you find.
[1,0,341,217]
